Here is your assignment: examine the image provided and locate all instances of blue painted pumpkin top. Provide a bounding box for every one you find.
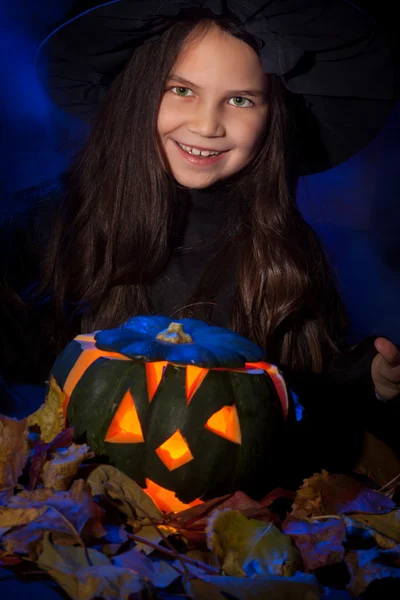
[94,316,265,368]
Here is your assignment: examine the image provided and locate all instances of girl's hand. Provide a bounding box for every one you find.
[372,337,400,401]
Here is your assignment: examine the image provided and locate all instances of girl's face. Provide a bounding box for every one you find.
[156,25,270,189]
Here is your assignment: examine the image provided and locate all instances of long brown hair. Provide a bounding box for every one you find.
[35,16,350,373]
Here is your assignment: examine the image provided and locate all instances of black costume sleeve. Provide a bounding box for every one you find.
[276,338,400,488]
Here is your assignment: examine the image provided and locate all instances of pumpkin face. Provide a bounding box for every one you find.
[49,317,292,512]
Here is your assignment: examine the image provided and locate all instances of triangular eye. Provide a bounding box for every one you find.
[205,405,241,444]
[145,361,168,402]
[156,429,194,470]
[105,390,144,443]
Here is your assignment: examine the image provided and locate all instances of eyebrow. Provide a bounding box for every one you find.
[168,73,266,98]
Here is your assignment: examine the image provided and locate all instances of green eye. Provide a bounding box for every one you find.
[170,87,253,108]
[231,96,249,108]
[173,87,191,96]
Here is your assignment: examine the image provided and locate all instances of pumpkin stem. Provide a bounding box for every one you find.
[155,322,193,344]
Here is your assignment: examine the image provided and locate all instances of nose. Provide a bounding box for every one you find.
[186,103,225,138]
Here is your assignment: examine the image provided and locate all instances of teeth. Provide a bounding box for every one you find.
[177,142,221,157]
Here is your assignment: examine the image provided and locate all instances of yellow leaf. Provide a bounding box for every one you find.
[42,443,95,491]
[27,377,68,442]
[206,508,301,577]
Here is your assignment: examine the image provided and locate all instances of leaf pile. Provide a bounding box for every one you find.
[0,394,400,599]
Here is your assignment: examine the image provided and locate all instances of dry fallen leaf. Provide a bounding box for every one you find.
[345,547,400,597]
[167,491,277,547]
[42,443,95,491]
[282,517,346,571]
[29,427,75,490]
[353,431,400,488]
[0,505,47,535]
[350,509,400,543]
[113,548,180,588]
[206,508,301,577]
[1,506,79,557]
[87,464,162,520]
[290,470,394,519]
[131,524,179,555]
[37,533,144,600]
[7,479,106,539]
[344,515,399,550]
[0,415,29,495]
[27,376,68,442]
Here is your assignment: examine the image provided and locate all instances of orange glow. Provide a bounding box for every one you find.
[156,429,194,470]
[145,361,168,402]
[246,361,289,419]
[105,390,144,443]
[63,346,130,398]
[205,405,241,444]
[186,366,209,404]
[144,478,203,513]
[74,334,96,350]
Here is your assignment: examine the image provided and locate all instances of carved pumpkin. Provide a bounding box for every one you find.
[49,316,292,512]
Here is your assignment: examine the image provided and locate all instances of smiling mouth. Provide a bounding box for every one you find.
[174,140,229,155]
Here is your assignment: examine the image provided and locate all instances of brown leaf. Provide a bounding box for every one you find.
[282,517,346,571]
[344,515,399,550]
[290,470,394,519]
[345,547,400,596]
[350,509,400,543]
[353,431,400,488]
[2,507,78,557]
[87,464,162,520]
[8,479,106,539]
[27,376,68,442]
[37,534,144,600]
[168,491,275,544]
[130,524,178,555]
[51,565,144,600]
[168,494,232,529]
[0,505,47,534]
[0,415,29,491]
[42,443,95,491]
[0,549,22,566]
[28,427,75,490]
[113,548,180,587]
[260,487,296,507]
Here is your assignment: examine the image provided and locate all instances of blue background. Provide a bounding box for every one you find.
[1,0,399,346]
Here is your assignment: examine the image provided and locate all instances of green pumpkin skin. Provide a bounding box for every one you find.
[58,355,286,503]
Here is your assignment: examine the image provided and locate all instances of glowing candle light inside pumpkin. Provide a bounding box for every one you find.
[156,429,194,470]
[144,478,203,513]
[105,390,144,443]
[205,405,241,444]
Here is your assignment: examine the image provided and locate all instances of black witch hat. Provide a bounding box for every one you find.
[36,0,398,175]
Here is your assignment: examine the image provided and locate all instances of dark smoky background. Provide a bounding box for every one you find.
[0,0,399,345]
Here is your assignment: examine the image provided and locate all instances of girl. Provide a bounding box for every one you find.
[1,0,399,487]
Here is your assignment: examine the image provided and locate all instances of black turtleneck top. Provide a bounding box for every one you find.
[151,180,237,325]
